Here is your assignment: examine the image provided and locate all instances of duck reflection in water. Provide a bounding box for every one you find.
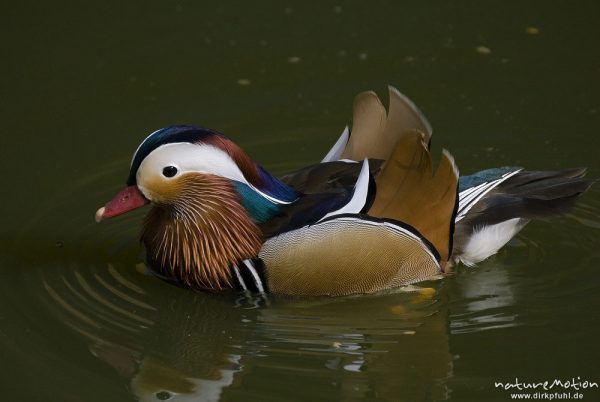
[85,278,453,402]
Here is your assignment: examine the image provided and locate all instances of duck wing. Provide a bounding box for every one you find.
[260,160,376,238]
[260,130,459,296]
[280,159,383,193]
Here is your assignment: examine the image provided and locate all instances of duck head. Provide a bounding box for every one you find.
[96,125,298,289]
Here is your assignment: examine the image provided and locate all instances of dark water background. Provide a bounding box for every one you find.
[1,1,599,401]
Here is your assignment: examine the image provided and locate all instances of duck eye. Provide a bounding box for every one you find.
[156,391,172,400]
[162,166,178,178]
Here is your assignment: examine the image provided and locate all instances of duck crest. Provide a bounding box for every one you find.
[141,173,263,290]
[129,125,298,207]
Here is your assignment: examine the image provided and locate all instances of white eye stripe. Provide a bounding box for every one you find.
[138,142,247,183]
[136,142,294,204]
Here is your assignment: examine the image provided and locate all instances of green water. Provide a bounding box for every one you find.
[2,1,600,401]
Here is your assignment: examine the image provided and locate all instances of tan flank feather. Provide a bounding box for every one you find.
[260,217,442,296]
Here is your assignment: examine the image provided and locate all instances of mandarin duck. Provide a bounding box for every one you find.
[95,87,594,296]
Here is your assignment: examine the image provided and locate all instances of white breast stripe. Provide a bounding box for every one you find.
[456,169,522,222]
[322,126,350,162]
[243,260,265,293]
[318,159,370,222]
[233,265,247,291]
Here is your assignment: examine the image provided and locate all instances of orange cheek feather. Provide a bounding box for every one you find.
[141,175,186,204]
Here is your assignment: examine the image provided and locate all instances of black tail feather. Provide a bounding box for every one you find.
[499,168,592,200]
[459,168,595,228]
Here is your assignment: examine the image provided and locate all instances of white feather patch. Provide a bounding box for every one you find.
[243,259,265,293]
[457,218,526,266]
[321,126,350,162]
[318,159,370,222]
